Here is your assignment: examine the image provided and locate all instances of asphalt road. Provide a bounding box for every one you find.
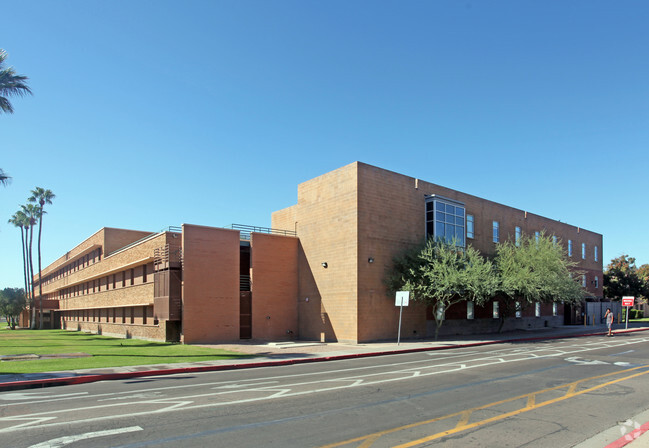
[1,332,648,448]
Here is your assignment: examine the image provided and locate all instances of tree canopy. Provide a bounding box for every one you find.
[604,255,648,300]
[0,49,32,114]
[387,232,585,337]
[494,232,585,331]
[0,287,27,329]
[387,239,498,339]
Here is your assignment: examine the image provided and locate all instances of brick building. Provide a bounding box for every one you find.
[33,162,603,343]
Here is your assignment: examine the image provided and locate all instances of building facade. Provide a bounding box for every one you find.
[272,162,603,343]
[34,162,603,343]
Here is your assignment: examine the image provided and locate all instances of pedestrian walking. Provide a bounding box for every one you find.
[604,308,614,336]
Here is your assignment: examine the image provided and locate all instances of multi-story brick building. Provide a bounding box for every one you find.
[273,162,602,342]
[33,162,602,343]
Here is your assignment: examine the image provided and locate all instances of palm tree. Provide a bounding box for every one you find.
[8,211,30,305]
[21,203,39,328]
[0,49,32,114]
[28,187,55,329]
[0,168,10,186]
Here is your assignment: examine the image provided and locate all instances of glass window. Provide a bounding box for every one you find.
[594,246,598,262]
[535,231,540,244]
[493,301,499,319]
[426,197,466,246]
[515,227,521,246]
[594,276,599,288]
[552,235,557,246]
[467,214,474,239]
[467,301,474,319]
[568,240,573,256]
[582,275,587,287]
[552,302,558,316]
[493,221,499,243]
[535,302,541,317]
[582,243,586,259]
[515,301,521,318]
[436,305,445,321]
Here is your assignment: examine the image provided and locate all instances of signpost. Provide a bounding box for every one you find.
[622,296,635,330]
[395,291,410,345]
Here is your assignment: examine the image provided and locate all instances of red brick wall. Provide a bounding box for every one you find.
[250,233,298,340]
[181,225,240,343]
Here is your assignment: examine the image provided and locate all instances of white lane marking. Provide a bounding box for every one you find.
[0,392,88,401]
[2,336,648,435]
[29,425,142,447]
[611,350,635,356]
[565,357,609,366]
[4,337,648,409]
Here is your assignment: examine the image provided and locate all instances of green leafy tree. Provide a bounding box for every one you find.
[637,264,649,300]
[0,288,27,329]
[0,49,32,114]
[28,187,55,329]
[388,239,498,340]
[495,232,584,332]
[604,255,645,301]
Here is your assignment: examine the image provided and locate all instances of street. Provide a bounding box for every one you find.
[1,332,648,447]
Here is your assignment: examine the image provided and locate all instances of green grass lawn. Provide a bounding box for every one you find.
[0,329,251,374]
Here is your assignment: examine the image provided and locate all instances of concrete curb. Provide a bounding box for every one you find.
[604,421,649,448]
[2,327,647,392]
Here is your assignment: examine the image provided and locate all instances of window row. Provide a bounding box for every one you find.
[57,263,152,299]
[435,300,560,320]
[61,305,156,326]
[42,248,103,286]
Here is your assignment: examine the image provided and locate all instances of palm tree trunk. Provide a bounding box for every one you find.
[37,210,44,329]
[28,224,36,329]
[20,227,29,327]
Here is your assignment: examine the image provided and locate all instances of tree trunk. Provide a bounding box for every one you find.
[28,224,36,329]
[20,227,29,309]
[497,315,505,333]
[37,209,44,330]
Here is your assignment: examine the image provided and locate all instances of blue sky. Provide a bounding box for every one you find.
[2,0,648,289]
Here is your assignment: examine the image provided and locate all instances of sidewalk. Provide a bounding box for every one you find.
[1,323,648,446]
[1,323,647,391]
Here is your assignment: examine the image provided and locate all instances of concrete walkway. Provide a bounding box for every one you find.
[1,323,648,446]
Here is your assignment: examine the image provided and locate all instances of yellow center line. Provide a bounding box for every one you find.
[319,364,649,448]
[455,410,473,428]
[526,393,535,408]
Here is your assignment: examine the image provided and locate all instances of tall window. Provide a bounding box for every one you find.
[467,301,474,319]
[515,227,521,246]
[426,196,465,247]
[552,302,558,316]
[594,276,599,288]
[581,243,586,259]
[493,301,499,319]
[568,240,573,256]
[493,221,499,243]
[594,246,598,262]
[582,274,587,287]
[535,302,541,317]
[552,235,557,246]
[467,214,474,239]
[535,231,540,245]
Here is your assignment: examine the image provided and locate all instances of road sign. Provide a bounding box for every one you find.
[395,291,410,345]
[622,297,634,307]
[395,291,410,307]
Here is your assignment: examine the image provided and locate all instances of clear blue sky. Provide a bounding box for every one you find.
[2,1,648,289]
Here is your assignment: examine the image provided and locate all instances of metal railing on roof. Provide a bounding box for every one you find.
[226,224,297,240]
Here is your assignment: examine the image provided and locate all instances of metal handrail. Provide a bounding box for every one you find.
[226,224,297,239]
